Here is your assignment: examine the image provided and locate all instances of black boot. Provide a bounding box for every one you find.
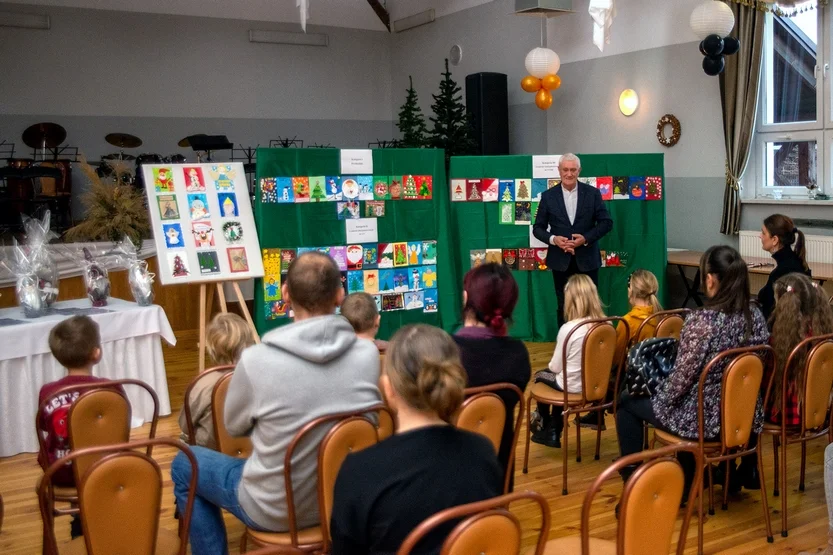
[531,424,561,448]
[576,412,606,431]
[70,514,83,539]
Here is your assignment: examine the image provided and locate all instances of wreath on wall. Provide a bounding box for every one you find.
[656,114,681,147]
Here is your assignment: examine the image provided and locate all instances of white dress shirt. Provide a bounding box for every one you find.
[548,318,590,393]
[562,184,578,225]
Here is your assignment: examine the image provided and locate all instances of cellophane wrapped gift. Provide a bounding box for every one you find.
[80,247,111,307]
[1,239,47,318]
[112,236,155,306]
[21,210,59,306]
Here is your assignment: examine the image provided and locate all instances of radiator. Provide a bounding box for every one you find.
[739,231,833,263]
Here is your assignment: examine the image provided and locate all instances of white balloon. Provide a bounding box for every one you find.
[690,0,735,40]
[525,47,561,79]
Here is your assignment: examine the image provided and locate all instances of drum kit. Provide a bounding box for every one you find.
[97,133,191,190]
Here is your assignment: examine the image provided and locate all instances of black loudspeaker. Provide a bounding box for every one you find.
[465,72,509,155]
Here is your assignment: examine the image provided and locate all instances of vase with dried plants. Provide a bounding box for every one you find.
[65,158,149,245]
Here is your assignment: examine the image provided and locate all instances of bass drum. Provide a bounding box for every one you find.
[134,153,163,191]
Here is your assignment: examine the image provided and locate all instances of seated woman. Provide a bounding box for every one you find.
[330,324,503,554]
[758,214,811,321]
[454,263,531,486]
[615,245,769,485]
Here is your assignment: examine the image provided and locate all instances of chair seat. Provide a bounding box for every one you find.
[654,429,721,449]
[530,382,585,405]
[534,535,617,554]
[63,527,181,554]
[761,421,801,434]
[247,525,324,548]
[36,477,78,502]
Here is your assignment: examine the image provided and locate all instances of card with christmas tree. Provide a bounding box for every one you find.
[514,179,532,201]
[347,270,364,293]
[337,201,361,220]
[485,249,502,265]
[645,176,663,200]
[357,176,374,200]
[612,176,629,200]
[292,177,309,202]
[361,243,378,269]
[280,249,296,273]
[407,241,423,265]
[378,269,395,293]
[393,242,408,267]
[479,178,499,202]
[276,177,294,203]
[502,249,519,270]
[393,269,409,292]
[514,202,532,225]
[401,175,420,200]
[534,248,548,270]
[373,176,391,200]
[531,201,540,222]
[499,202,515,224]
[470,249,486,268]
[364,269,379,294]
[260,179,277,204]
[596,176,613,200]
[382,293,405,312]
[378,243,394,268]
[346,244,364,271]
[450,179,466,201]
[584,177,597,189]
[628,177,646,200]
[498,179,514,202]
[408,267,422,290]
[364,201,385,218]
[308,176,326,202]
[420,265,437,289]
[416,175,433,199]
[325,176,342,201]
[531,179,547,201]
[466,179,482,202]
[422,240,437,264]
[329,246,348,271]
[423,289,438,313]
[405,291,425,310]
[547,179,560,189]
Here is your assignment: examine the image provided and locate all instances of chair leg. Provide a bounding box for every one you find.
[562,411,569,496]
[642,422,649,450]
[757,446,774,543]
[772,436,780,497]
[707,464,715,516]
[240,531,248,553]
[594,409,602,461]
[781,435,789,537]
[722,460,730,511]
[698,467,705,555]
[799,441,807,492]
[523,397,532,474]
[576,411,582,463]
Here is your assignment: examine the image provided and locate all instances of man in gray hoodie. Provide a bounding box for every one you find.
[171,252,382,554]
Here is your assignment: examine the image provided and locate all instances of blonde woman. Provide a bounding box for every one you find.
[531,274,605,448]
[178,313,256,448]
[330,325,502,554]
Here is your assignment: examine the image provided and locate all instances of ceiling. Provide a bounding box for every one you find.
[0,0,393,30]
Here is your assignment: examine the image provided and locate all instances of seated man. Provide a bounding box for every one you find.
[171,252,382,555]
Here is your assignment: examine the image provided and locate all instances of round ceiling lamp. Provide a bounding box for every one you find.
[524,47,561,79]
[690,0,736,40]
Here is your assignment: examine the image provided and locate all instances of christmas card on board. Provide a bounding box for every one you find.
[337,201,361,220]
[364,269,379,294]
[293,177,310,203]
[584,177,597,189]
[645,176,663,200]
[531,179,547,201]
[499,202,515,224]
[373,176,391,200]
[628,177,646,200]
[407,241,423,265]
[514,202,532,225]
[514,179,532,201]
[498,179,514,202]
[604,251,628,267]
[266,299,289,320]
[325,176,343,201]
[378,243,394,268]
[485,249,502,265]
[357,176,374,201]
[596,177,613,200]
[346,244,364,270]
[276,177,294,203]
[503,249,519,270]
[416,175,433,199]
[260,178,277,204]
[393,268,409,292]
[422,240,437,264]
[423,289,438,313]
[341,177,360,200]
[479,178,499,202]
[519,248,536,271]
[404,290,424,310]
[401,175,420,200]
[361,243,378,270]
[339,271,348,294]
[534,248,548,270]
[382,293,404,312]
[531,201,540,222]
[309,176,327,202]
[262,249,282,301]
[378,269,395,293]
[547,179,560,190]
[451,179,466,201]
[347,270,364,293]
[470,249,486,268]
[393,242,408,267]
[364,201,385,218]
[466,179,482,202]
[158,195,180,220]
[389,177,403,200]
[408,266,422,290]
[612,177,629,200]
[420,265,437,289]
[280,249,296,273]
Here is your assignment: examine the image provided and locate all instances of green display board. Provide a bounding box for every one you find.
[448,154,667,342]
[254,148,455,339]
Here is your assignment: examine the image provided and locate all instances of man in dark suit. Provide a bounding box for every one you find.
[533,153,612,327]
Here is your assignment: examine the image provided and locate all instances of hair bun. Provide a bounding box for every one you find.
[489,313,505,330]
[416,359,465,422]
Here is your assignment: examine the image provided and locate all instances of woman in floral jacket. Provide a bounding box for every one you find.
[615,245,769,487]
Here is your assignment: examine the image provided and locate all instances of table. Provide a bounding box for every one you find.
[0,298,175,457]
[667,249,833,308]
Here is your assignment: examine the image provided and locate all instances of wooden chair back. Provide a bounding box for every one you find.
[37,438,197,555]
[635,309,690,344]
[456,393,505,453]
[212,372,253,458]
[798,335,833,432]
[561,317,624,404]
[181,364,234,445]
[396,491,550,555]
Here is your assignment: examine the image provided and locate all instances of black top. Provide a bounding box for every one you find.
[453,334,531,482]
[757,246,811,321]
[330,426,503,555]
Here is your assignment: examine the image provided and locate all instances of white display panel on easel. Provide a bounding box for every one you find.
[142,163,264,285]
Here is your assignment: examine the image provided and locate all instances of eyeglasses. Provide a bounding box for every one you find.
[627,271,635,287]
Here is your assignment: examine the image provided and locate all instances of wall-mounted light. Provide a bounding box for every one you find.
[393,9,435,33]
[249,29,328,47]
[619,89,639,116]
[0,11,50,30]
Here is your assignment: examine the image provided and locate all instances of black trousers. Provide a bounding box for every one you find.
[536,381,565,437]
[552,256,599,328]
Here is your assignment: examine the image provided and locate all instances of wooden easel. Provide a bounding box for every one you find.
[198,281,260,371]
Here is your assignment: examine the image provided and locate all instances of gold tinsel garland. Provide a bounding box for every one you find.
[723,0,828,18]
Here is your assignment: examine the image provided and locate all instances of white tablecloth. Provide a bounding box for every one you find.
[0,298,176,457]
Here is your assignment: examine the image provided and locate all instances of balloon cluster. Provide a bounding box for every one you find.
[699,34,740,76]
[521,47,562,111]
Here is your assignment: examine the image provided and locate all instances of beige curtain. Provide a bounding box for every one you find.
[719,2,765,235]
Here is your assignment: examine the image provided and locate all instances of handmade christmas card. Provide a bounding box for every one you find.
[420,265,437,289]
[612,176,629,200]
[534,248,548,270]
[531,179,547,201]
[402,175,420,200]
[451,179,466,201]
[364,201,385,218]
[276,177,294,203]
[470,249,486,268]
[466,179,482,202]
[221,221,243,244]
[361,243,378,270]
[378,243,394,268]
[357,176,374,200]
[628,177,646,201]
[265,299,289,320]
[191,222,215,248]
[382,293,404,312]
[393,268,409,292]
[188,193,210,221]
[393,242,408,267]
[347,270,364,293]
[198,251,221,274]
[293,177,310,202]
[378,269,395,293]
[645,176,663,200]
[596,176,613,200]
[515,202,532,225]
[416,175,433,199]
[423,289,438,313]
[422,241,437,264]
[330,246,348,271]
[261,178,277,203]
[485,249,502,265]
[373,295,382,312]
[153,167,175,193]
[502,249,518,270]
[341,177,360,200]
[163,223,184,249]
[389,177,403,200]
[210,165,236,191]
[346,244,364,270]
[405,290,425,310]
[498,179,514,202]
[337,201,361,220]
[227,247,249,273]
[364,269,379,294]
[407,241,423,265]
[408,267,422,290]
[514,179,532,202]
[157,195,179,220]
[218,193,239,217]
[584,177,597,190]
[280,249,296,273]
[309,177,327,202]
[547,179,560,190]
[373,176,391,200]
[479,178,499,202]
[325,176,343,201]
[499,202,515,225]
[531,201,540,222]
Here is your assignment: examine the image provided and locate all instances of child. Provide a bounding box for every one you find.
[578,269,662,430]
[178,313,256,449]
[531,274,605,448]
[38,315,116,538]
[341,292,389,353]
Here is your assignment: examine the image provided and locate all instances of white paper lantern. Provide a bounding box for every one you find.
[690,0,735,40]
[525,48,561,79]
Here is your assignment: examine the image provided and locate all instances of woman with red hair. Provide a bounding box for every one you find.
[454,263,531,490]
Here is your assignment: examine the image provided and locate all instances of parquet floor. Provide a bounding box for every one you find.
[0,330,829,554]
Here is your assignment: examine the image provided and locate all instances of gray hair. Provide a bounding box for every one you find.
[559,153,581,170]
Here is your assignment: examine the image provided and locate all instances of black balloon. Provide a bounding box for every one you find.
[703,34,725,56]
[722,36,740,55]
[703,54,725,76]
[699,40,708,56]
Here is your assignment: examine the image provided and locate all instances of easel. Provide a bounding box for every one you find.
[198,281,260,371]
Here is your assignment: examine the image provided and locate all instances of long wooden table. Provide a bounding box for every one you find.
[667,249,833,307]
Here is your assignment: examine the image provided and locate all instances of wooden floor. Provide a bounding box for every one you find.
[0,331,829,554]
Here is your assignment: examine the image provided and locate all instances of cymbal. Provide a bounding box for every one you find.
[105,133,142,149]
[178,134,206,148]
[22,122,67,149]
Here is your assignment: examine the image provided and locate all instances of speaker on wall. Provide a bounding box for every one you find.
[465,72,509,155]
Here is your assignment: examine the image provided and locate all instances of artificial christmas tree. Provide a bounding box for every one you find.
[428,59,477,161]
[397,76,427,148]
[403,175,418,199]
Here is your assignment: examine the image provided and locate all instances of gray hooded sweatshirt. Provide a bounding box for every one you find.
[224,314,381,532]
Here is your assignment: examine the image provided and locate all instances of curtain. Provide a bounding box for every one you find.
[719,3,766,235]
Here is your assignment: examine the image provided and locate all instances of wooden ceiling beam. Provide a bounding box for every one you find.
[367,0,391,32]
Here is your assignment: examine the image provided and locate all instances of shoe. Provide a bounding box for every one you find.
[531,426,561,448]
[738,464,761,491]
[529,410,543,435]
[70,514,83,539]
[575,413,606,431]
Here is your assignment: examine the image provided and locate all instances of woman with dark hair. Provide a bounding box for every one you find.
[615,245,769,486]
[758,214,811,321]
[453,263,531,487]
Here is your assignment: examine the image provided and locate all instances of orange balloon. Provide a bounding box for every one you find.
[521,75,542,93]
[535,89,553,110]
[541,74,561,91]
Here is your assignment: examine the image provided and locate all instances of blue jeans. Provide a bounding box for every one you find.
[171,446,263,555]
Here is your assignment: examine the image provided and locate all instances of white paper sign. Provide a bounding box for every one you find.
[340,149,374,175]
[346,218,379,244]
[532,155,562,178]
[530,226,548,248]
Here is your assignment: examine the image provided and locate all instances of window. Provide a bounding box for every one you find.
[751,3,829,200]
